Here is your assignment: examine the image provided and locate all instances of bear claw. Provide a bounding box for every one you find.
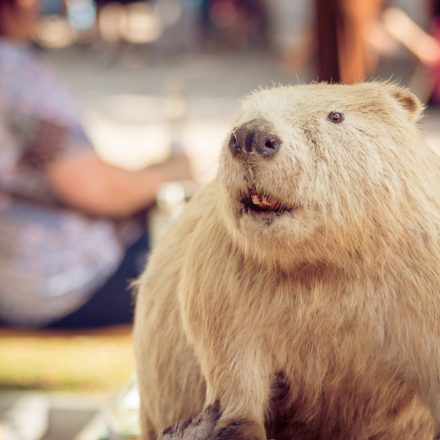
[158,402,221,440]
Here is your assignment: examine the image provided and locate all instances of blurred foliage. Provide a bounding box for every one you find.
[0,327,134,391]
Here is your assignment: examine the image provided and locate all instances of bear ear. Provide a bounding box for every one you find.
[388,84,423,120]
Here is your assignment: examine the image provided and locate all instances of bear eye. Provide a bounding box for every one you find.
[327,111,344,124]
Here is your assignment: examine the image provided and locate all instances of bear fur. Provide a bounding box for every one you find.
[134,82,440,440]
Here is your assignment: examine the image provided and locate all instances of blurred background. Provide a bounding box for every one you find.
[1,0,440,439]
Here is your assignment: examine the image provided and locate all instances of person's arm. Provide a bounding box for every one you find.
[382,7,440,67]
[46,151,191,218]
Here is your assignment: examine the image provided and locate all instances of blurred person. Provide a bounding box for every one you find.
[381,3,440,69]
[314,0,440,90]
[314,0,384,83]
[0,0,191,329]
[381,2,440,104]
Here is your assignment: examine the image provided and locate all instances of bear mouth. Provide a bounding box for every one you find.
[240,190,291,216]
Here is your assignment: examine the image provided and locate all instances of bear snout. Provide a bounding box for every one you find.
[229,118,281,160]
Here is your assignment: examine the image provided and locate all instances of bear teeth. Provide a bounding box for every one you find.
[250,192,280,211]
[240,190,289,215]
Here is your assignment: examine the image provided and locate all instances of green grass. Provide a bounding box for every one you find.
[0,326,134,392]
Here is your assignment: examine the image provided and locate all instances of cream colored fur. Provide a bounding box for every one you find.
[134,82,440,439]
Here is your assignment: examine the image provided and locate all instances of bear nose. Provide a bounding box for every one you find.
[229,118,281,159]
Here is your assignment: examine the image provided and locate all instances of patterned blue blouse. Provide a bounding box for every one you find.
[0,40,125,327]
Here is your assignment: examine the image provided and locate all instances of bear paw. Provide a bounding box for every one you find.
[212,419,267,440]
[158,402,220,440]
